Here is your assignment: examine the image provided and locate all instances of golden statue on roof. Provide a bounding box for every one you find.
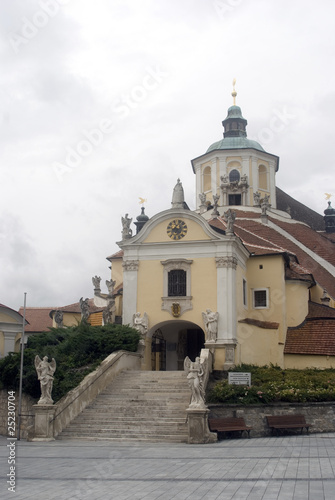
[232,78,237,105]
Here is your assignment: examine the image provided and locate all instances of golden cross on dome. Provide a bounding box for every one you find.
[232,78,237,105]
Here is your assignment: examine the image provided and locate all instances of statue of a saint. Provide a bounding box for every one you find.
[184,356,207,408]
[79,297,90,321]
[202,309,218,342]
[132,312,148,339]
[34,355,56,405]
[103,298,116,325]
[121,214,133,240]
[224,209,236,235]
[261,195,271,216]
[54,310,63,328]
[220,174,229,184]
[212,194,220,216]
[253,191,261,206]
[240,173,248,185]
[199,193,206,206]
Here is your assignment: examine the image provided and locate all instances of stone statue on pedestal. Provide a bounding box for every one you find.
[132,312,148,339]
[79,297,90,321]
[184,356,207,408]
[54,310,63,328]
[106,279,116,296]
[92,276,101,291]
[35,355,56,405]
[121,214,133,240]
[202,309,218,342]
[212,194,220,216]
[224,209,236,235]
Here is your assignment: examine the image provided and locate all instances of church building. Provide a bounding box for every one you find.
[107,88,335,372]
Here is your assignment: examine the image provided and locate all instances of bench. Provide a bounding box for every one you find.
[208,417,252,439]
[266,415,309,435]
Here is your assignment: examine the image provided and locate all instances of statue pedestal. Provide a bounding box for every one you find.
[186,407,217,444]
[31,405,56,441]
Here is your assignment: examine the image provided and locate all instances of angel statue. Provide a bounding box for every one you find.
[132,312,148,339]
[106,279,116,296]
[92,275,101,290]
[34,355,57,405]
[202,309,219,342]
[184,356,207,408]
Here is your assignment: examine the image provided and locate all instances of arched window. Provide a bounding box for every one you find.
[203,166,211,192]
[229,169,240,183]
[258,165,268,190]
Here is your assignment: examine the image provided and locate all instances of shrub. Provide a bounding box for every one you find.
[0,322,140,402]
[207,365,335,405]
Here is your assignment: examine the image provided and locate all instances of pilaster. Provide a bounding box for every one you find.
[122,260,139,325]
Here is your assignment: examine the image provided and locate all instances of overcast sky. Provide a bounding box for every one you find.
[1,0,334,310]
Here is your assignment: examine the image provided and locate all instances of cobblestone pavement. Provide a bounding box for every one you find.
[1,433,335,499]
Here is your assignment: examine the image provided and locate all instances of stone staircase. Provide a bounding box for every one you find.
[58,370,191,442]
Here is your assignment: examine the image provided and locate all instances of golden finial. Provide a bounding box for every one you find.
[232,78,237,105]
[139,197,147,205]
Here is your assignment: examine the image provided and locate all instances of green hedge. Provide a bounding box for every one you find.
[0,322,140,402]
[207,364,335,405]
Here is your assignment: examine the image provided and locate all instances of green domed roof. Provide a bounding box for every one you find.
[224,105,246,120]
[207,136,265,153]
[206,104,264,153]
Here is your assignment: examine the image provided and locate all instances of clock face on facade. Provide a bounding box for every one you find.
[167,219,188,240]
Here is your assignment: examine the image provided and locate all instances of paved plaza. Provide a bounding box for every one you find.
[1,433,335,500]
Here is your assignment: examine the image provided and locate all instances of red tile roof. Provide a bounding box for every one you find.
[208,211,335,298]
[18,307,53,332]
[106,250,124,261]
[284,302,335,356]
[54,298,103,314]
[284,319,335,356]
[307,302,335,319]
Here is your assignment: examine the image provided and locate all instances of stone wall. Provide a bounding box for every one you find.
[0,390,36,439]
[208,402,335,436]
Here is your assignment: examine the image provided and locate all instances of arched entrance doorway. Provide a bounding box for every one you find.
[149,320,205,371]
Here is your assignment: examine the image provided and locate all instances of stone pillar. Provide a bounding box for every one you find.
[3,331,17,356]
[31,405,56,441]
[186,408,217,444]
[122,260,139,325]
[215,256,237,342]
[223,342,236,371]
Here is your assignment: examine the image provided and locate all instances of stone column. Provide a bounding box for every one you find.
[122,260,139,325]
[31,405,56,441]
[215,256,237,342]
[186,408,217,444]
[215,256,238,370]
[3,331,18,356]
[211,158,217,195]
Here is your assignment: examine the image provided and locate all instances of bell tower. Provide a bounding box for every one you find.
[191,82,279,213]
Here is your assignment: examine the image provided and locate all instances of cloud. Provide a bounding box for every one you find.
[1,0,335,310]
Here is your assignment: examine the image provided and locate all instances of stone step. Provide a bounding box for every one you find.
[58,369,190,443]
[58,435,188,443]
